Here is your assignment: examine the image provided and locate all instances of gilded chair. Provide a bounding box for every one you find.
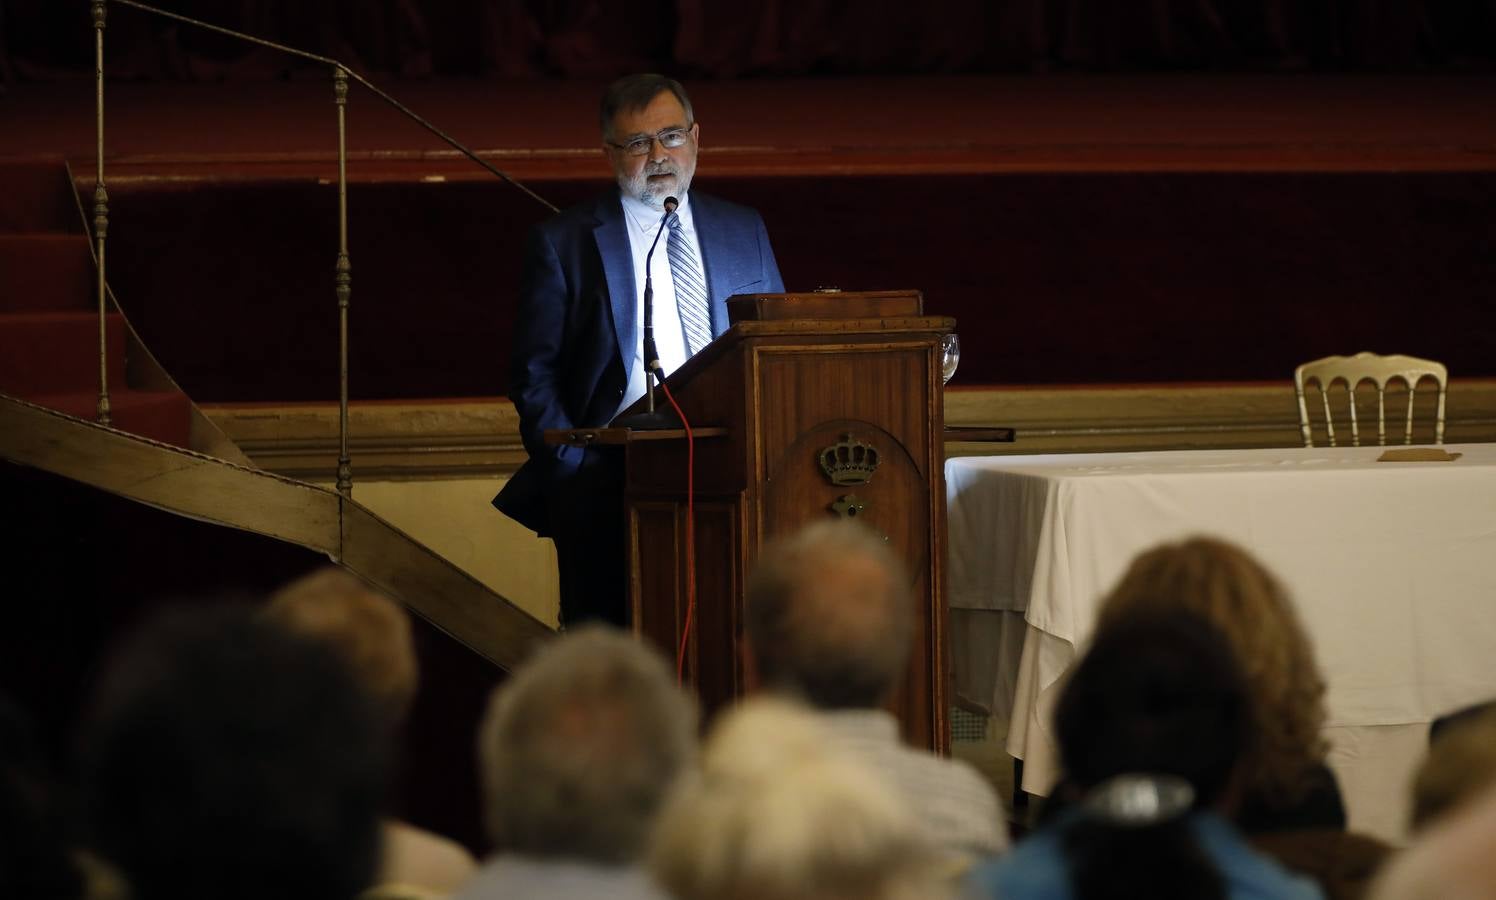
[1294,352,1447,447]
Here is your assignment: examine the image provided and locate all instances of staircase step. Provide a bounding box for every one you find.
[0,160,79,234]
[26,388,193,448]
[0,311,127,396]
[0,234,96,313]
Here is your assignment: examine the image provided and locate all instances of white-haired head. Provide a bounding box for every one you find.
[649,698,953,900]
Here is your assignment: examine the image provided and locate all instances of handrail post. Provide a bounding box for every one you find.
[333,65,353,497]
[83,1,558,476]
[93,0,112,427]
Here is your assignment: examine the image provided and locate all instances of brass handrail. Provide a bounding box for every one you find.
[108,0,560,215]
[92,1,110,427]
[333,67,353,496]
[93,0,560,498]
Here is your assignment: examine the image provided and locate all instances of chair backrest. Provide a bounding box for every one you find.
[1294,352,1448,447]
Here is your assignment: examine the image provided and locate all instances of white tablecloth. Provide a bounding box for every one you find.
[946,444,1496,843]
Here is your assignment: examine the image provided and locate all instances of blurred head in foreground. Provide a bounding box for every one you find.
[1056,611,1253,900]
[745,519,913,709]
[650,698,954,900]
[477,626,697,863]
[1370,780,1496,900]
[263,568,478,894]
[263,567,419,728]
[80,604,388,900]
[1411,703,1496,832]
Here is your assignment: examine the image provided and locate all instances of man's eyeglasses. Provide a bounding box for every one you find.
[608,127,692,157]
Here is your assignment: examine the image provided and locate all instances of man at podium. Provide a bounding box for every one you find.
[493,73,785,627]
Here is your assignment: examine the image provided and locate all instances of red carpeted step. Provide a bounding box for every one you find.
[25,387,194,448]
[0,160,79,234]
[0,234,96,313]
[0,311,127,396]
[0,161,194,450]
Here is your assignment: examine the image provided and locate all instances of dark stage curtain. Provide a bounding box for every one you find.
[675,0,1496,73]
[2,0,1494,82]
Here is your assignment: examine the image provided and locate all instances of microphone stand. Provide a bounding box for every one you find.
[613,196,682,431]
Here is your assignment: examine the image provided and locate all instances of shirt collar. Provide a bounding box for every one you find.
[619,190,693,237]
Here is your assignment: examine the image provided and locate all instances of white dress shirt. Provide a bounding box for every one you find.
[614,191,707,418]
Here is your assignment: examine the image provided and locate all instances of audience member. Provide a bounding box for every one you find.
[1428,697,1496,743]
[455,626,695,900]
[1088,538,1391,899]
[1409,701,1496,832]
[264,567,478,895]
[1368,780,1496,900]
[745,519,1008,861]
[1094,537,1339,831]
[78,604,389,900]
[969,611,1322,900]
[1244,830,1388,900]
[650,697,956,900]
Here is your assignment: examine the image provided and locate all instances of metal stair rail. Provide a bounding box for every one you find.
[89,0,559,496]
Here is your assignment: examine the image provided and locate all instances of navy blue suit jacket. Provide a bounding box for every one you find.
[494,190,784,534]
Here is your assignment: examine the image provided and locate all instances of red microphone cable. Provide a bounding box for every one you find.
[657,379,696,684]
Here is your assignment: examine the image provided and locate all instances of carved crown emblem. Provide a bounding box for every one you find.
[819,434,879,486]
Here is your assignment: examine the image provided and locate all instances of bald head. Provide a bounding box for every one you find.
[745,520,913,709]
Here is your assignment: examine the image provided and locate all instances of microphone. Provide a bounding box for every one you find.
[640,196,679,380]
[614,196,681,431]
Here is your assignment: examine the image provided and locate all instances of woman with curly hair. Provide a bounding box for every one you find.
[1088,537,1392,900]
[1094,536,1334,830]
[969,610,1321,900]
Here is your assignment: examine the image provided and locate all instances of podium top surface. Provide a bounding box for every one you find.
[727,290,923,324]
[544,424,1012,446]
[543,426,729,447]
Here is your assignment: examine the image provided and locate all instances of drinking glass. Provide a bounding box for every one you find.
[940,333,961,385]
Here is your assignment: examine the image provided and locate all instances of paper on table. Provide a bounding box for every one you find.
[1377,448,1463,462]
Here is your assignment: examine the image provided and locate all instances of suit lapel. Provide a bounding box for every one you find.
[592,194,637,373]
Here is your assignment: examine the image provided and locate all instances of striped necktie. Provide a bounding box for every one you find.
[666,211,712,355]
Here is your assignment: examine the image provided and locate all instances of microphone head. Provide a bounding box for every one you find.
[664,196,679,213]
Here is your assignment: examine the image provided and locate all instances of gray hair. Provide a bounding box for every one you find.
[477,626,697,862]
[599,73,694,141]
[745,520,914,709]
[649,698,952,900]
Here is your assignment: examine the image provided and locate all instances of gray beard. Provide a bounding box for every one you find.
[621,164,694,209]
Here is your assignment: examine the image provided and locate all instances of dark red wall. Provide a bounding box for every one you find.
[100,168,1496,402]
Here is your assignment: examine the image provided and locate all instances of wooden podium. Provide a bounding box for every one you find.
[557,291,955,751]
